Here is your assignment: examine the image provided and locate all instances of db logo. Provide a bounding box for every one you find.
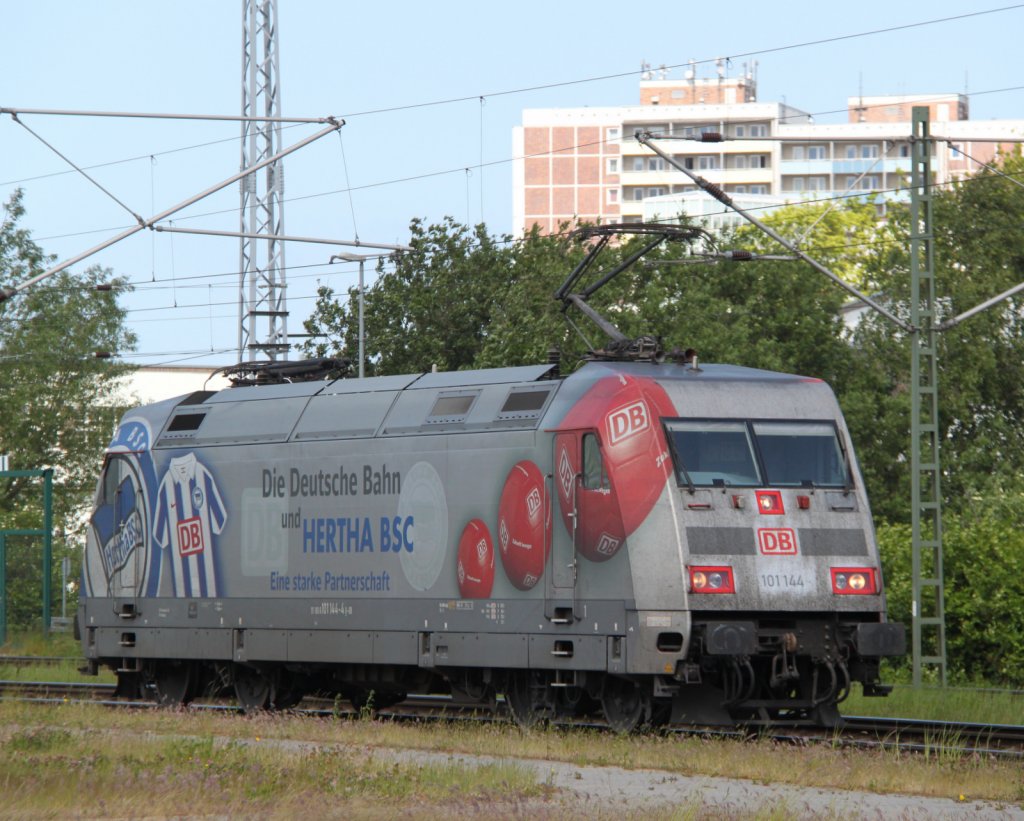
[177,516,205,557]
[758,528,798,555]
[596,533,622,556]
[499,520,509,551]
[607,400,650,445]
[476,539,489,563]
[526,487,542,518]
[557,447,574,499]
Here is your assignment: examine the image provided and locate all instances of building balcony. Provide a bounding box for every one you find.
[781,158,912,175]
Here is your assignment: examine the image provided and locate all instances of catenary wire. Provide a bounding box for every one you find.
[3,6,1022,188]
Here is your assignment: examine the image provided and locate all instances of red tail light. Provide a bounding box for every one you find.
[689,565,735,594]
[755,490,784,515]
[830,567,878,595]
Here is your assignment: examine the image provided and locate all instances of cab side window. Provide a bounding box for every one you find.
[582,434,609,490]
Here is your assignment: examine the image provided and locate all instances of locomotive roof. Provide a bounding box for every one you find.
[173,360,818,406]
[122,359,836,452]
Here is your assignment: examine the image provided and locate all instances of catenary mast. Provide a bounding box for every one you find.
[238,0,288,361]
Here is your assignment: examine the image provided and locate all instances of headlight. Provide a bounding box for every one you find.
[689,566,735,594]
[830,567,877,595]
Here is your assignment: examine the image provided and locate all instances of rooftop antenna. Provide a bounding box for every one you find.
[239,0,289,361]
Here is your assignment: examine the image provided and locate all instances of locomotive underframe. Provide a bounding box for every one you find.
[80,594,900,726]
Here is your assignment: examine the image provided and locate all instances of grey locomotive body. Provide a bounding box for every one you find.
[79,356,903,727]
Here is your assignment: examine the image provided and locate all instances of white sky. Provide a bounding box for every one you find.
[2,1,1022,366]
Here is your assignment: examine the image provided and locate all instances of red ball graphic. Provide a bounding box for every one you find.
[497,460,549,590]
[456,518,495,599]
[556,375,676,560]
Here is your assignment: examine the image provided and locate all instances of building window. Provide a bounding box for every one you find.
[648,157,664,171]
[607,188,619,204]
[648,187,667,198]
[899,144,911,157]
[607,158,619,174]
[734,155,748,169]
[808,145,827,160]
[749,184,768,194]
[860,145,879,159]
[750,155,767,169]
[792,146,805,160]
[845,176,878,190]
[735,125,746,138]
[807,176,827,191]
[632,187,645,201]
[632,157,644,172]
[749,124,768,137]
[733,185,748,194]
[791,177,805,191]
[632,123,665,138]
[697,156,719,170]
[845,146,857,159]
[607,127,621,141]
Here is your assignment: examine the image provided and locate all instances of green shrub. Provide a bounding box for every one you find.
[877,487,1024,685]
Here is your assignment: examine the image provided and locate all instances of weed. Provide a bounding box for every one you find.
[6,727,71,753]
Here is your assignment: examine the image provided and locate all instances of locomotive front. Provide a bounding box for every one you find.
[552,362,904,725]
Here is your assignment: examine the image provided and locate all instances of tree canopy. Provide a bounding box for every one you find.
[0,190,136,626]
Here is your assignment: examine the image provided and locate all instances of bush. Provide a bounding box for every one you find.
[878,488,1024,686]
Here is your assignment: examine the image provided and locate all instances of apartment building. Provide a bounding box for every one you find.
[513,69,1024,234]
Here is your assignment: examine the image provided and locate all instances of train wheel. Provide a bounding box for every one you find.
[811,701,842,728]
[601,676,649,733]
[273,680,305,710]
[556,686,602,720]
[151,660,196,707]
[233,664,273,712]
[504,671,550,729]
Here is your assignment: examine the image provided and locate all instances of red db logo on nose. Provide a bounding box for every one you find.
[607,400,650,445]
[758,528,797,555]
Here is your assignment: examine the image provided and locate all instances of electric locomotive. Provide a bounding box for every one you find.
[78,225,904,728]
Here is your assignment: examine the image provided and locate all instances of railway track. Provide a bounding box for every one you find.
[3,676,1023,759]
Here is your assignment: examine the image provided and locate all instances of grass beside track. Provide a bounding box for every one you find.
[0,700,1021,819]
[843,683,1024,726]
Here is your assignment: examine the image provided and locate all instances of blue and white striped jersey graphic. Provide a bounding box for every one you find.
[153,453,227,597]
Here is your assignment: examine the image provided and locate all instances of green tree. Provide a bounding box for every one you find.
[842,152,1024,522]
[303,217,514,374]
[476,224,595,368]
[0,190,136,628]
